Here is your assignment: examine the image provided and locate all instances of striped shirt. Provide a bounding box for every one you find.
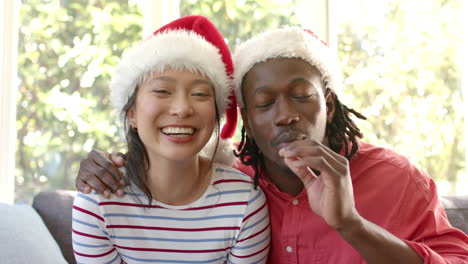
[72,163,270,264]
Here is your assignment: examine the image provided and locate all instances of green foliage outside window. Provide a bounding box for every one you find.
[16,0,142,203]
[180,0,300,50]
[337,0,465,192]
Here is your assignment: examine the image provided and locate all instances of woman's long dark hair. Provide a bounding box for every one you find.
[234,79,366,189]
[122,83,221,205]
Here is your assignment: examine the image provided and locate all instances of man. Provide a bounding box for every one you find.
[76,27,468,263]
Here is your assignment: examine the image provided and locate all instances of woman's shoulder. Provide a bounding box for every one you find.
[209,163,266,207]
[213,163,254,183]
[211,163,265,196]
[74,185,145,206]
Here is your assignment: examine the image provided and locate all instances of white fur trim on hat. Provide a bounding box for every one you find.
[233,26,342,108]
[200,135,236,166]
[110,29,231,119]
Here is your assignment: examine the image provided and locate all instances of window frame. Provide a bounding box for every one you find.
[0,0,19,204]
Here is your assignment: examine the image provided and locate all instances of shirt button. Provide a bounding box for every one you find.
[286,246,293,253]
[292,199,299,205]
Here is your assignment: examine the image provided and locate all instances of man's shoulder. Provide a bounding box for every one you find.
[353,141,431,185]
[356,141,413,168]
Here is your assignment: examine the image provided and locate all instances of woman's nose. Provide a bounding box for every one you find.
[169,94,194,118]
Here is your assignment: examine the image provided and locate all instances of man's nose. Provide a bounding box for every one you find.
[273,98,299,126]
[169,94,194,118]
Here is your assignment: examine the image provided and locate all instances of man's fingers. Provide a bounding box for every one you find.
[76,149,127,198]
[279,144,348,175]
[98,167,124,194]
[75,178,91,194]
[80,172,112,198]
[110,152,126,167]
[295,156,319,179]
[281,140,348,162]
[89,150,126,190]
[109,152,128,187]
[284,154,344,187]
[284,157,319,187]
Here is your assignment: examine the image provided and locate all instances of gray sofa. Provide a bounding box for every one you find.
[2,190,467,264]
[32,190,77,264]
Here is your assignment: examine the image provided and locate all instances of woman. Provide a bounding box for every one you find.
[72,15,270,264]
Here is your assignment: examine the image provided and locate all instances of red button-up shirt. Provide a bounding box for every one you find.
[234,141,468,263]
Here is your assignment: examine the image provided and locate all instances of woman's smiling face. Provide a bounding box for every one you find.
[128,69,217,162]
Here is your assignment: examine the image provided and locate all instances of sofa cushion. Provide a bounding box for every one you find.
[32,190,77,264]
[0,203,68,264]
[441,195,468,234]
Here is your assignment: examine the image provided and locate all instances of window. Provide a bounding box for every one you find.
[335,0,467,195]
[13,0,143,203]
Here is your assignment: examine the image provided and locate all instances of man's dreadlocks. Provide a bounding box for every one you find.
[325,88,367,158]
[234,85,367,189]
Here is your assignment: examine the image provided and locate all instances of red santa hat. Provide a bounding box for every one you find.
[110,15,237,165]
[233,26,342,107]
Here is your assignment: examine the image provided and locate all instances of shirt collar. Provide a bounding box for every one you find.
[259,169,308,201]
[338,138,359,157]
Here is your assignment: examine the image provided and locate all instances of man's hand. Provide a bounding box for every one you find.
[278,139,361,231]
[279,140,424,264]
[75,149,127,198]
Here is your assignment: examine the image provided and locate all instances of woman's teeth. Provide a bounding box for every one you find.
[161,127,194,136]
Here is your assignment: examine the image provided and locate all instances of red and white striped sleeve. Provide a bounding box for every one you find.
[72,192,122,264]
[228,187,270,263]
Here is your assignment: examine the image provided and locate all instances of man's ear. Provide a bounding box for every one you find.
[325,89,336,124]
[240,108,252,137]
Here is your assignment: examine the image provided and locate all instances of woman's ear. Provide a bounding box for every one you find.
[128,107,137,129]
[325,89,336,123]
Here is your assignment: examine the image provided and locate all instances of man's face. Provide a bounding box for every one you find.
[240,58,335,169]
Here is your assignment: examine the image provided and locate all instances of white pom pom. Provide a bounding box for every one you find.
[200,137,236,166]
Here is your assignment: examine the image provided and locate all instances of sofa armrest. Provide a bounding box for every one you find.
[440,195,468,234]
[32,190,77,264]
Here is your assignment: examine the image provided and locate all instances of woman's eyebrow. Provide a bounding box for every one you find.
[152,76,177,82]
[190,79,212,87]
